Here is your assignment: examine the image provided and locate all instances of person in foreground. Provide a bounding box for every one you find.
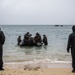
[0,28,5,70]
[67,25,75,73]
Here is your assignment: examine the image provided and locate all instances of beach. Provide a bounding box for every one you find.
[0,68,73,75]
[0,62,74,75]
[0,25,74,75]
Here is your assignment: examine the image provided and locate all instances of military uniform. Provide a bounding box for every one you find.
[67,26,75,72]
[0,30,5,70]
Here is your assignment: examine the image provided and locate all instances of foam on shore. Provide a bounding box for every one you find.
[4,60,72,69]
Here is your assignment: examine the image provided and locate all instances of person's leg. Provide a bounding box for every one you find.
[0,55,3,68]
[0,46,4,70]
[72,55,75,72]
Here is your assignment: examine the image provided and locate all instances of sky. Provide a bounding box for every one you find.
[0,0,75,25]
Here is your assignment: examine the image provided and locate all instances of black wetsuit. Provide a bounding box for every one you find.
[43,37,48,45]
[0,31,5,69]
[67,32,75,69]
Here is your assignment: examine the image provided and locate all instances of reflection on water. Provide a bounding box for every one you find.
[18,46,47,55]
[43,45,47,50]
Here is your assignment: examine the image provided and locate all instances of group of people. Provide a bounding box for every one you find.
[1,26,75,73]
[17,32,48,47]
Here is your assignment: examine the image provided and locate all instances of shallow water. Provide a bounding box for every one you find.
[0,25,73,62]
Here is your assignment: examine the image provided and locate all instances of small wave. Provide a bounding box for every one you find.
[5,58,71,65]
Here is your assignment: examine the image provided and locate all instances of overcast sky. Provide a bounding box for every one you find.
[0,0,75,25]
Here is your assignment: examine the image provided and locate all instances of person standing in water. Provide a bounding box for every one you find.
[43,35,48,46]
[17,36,21,45]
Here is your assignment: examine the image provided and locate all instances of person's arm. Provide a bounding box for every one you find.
[67,35,71,53]
[1,31,5,45]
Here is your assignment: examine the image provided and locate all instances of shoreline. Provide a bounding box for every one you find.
[0,62,73,75]
[4,61,72,69]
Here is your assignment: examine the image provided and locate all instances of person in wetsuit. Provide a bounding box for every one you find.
[67,25,75,73]
[0,28,5,70]
[24,32,31,46]
[29,34,34,46]
[34,32,42,46]
[17,36,21,45]
[43,35,48,45]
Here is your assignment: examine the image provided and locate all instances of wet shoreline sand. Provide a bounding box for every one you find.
[4,62,72,69]
[0,62,74,75]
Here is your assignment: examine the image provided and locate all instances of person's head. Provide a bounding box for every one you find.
[19,36,21,38]
[72,25,75,32]
[36,32,39,35]
[27,32,29,34]
[43,35,46,37]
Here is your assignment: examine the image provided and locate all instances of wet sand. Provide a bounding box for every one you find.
[0,62,75,75]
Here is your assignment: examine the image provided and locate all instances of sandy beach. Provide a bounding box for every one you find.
[0,68,74,75]
[0,62,75,75]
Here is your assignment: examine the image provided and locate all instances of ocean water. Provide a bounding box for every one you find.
[0,25,73,63]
